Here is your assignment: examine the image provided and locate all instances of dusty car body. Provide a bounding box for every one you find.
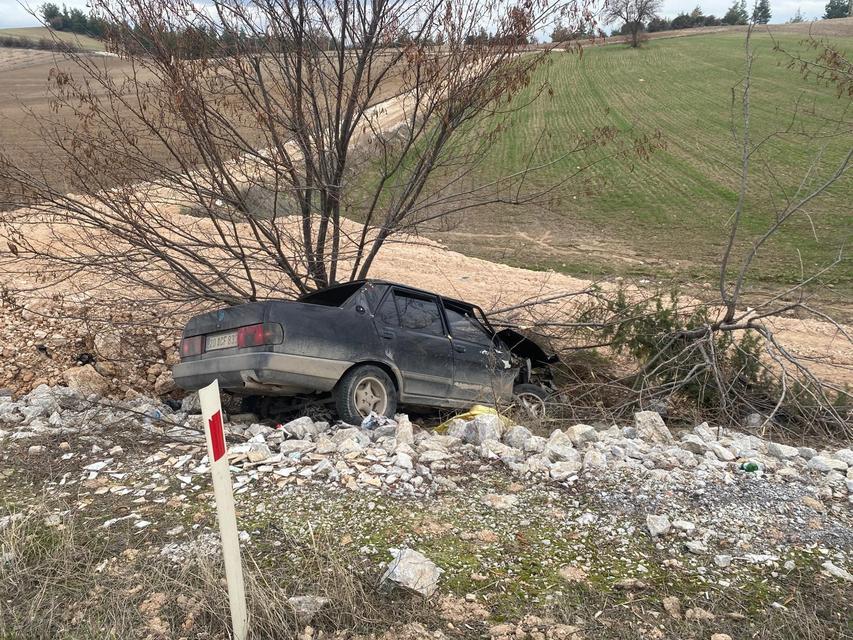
[173,280,557,423]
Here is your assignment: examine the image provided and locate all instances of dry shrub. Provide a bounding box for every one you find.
[0,505,431,639]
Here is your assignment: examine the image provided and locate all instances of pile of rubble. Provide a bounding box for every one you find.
[2,386,853,505]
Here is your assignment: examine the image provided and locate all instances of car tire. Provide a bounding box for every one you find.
[513,383,550,419]
[334,365,398,425]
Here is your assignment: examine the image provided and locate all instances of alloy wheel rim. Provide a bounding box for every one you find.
[353,376,388,417]
[515,392,546,419]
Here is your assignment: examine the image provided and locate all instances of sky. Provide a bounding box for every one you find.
[0,0,832,31]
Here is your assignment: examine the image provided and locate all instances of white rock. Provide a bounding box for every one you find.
[281,416,317,440]
[672,520,695,533]
[463,414,503,445]
[694,422,717,442]
[523,436,547,454]
[798,447,817,460]
[767,442,800,460]
[714,554,732,568]
[394,452,414,470]
[822,561,853,583]
[63,365,110,397]
[634,411,673,444]
[503,425,533,450]
[582,449,606,471]
[707,442,736,462]
[566,424,598,447]
[279,440,316,456]
[380,548,443,597]
[646,514,671,537]
[394,415,414,446]
[808,456,848,473]
[549,459,581,480]
[834,448,853,466]
[288,595,330,624]
[482,494,517,510]
[419,450,450,464]
[680,434,710,455]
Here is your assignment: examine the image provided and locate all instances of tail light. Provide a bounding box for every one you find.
[237,323,283,348]
[181,335,203,357]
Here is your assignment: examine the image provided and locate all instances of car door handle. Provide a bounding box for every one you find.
[454,344,466,353]
[379,328,395,339]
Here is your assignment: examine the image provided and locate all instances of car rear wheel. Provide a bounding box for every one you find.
[513,383,550,419]
[335,365,398,425]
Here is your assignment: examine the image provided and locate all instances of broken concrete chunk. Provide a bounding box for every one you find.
[380,548,443,597]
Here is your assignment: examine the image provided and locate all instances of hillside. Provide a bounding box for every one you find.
[0,26,105,51]
[431,27,852,310]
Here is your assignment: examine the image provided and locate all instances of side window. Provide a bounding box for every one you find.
[376,291,399,326]
[394,292,444,336]
[445,307,493,345]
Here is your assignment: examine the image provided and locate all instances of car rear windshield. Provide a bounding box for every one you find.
[298,282,364,307]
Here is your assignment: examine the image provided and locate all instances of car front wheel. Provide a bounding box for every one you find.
[334,364,398,425]
[513,383,550,420]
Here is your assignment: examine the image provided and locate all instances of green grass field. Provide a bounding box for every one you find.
[0,26,105,51]
[432,30,852,308]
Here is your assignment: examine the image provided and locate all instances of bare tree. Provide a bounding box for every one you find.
[491,27,852,437]
[606,0,662,48]
[0,0,609,305]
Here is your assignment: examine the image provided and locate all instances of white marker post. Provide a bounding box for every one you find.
[199,379,248,640]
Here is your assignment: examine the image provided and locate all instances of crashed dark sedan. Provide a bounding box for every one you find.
[173,280,557,424]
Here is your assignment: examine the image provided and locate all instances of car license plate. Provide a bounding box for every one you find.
[206,331,237,351]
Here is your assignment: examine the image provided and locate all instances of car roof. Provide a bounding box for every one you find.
[299,279,478,312]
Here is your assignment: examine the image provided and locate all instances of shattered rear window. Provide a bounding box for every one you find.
[299,282,364,307]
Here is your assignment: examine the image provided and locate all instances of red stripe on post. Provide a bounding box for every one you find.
[208,410,226,462]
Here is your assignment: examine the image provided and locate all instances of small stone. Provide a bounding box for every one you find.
[614,578,648,590]
[711,635,733,640]
[662,596,681,619]
[646,514,671,537]
[684,607,715,621]
[482,494,517,510]
[714,554,732,568]
[821,561,853,583]
[380,548,443,596]
[27,445,46,455]
[672,520,695,532]
[685,540,706,554]
[288,596,330,624]
[550,460,581,481]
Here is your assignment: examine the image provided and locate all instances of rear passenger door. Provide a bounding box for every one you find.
[444,306,513,403]
[374,289,453,401]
